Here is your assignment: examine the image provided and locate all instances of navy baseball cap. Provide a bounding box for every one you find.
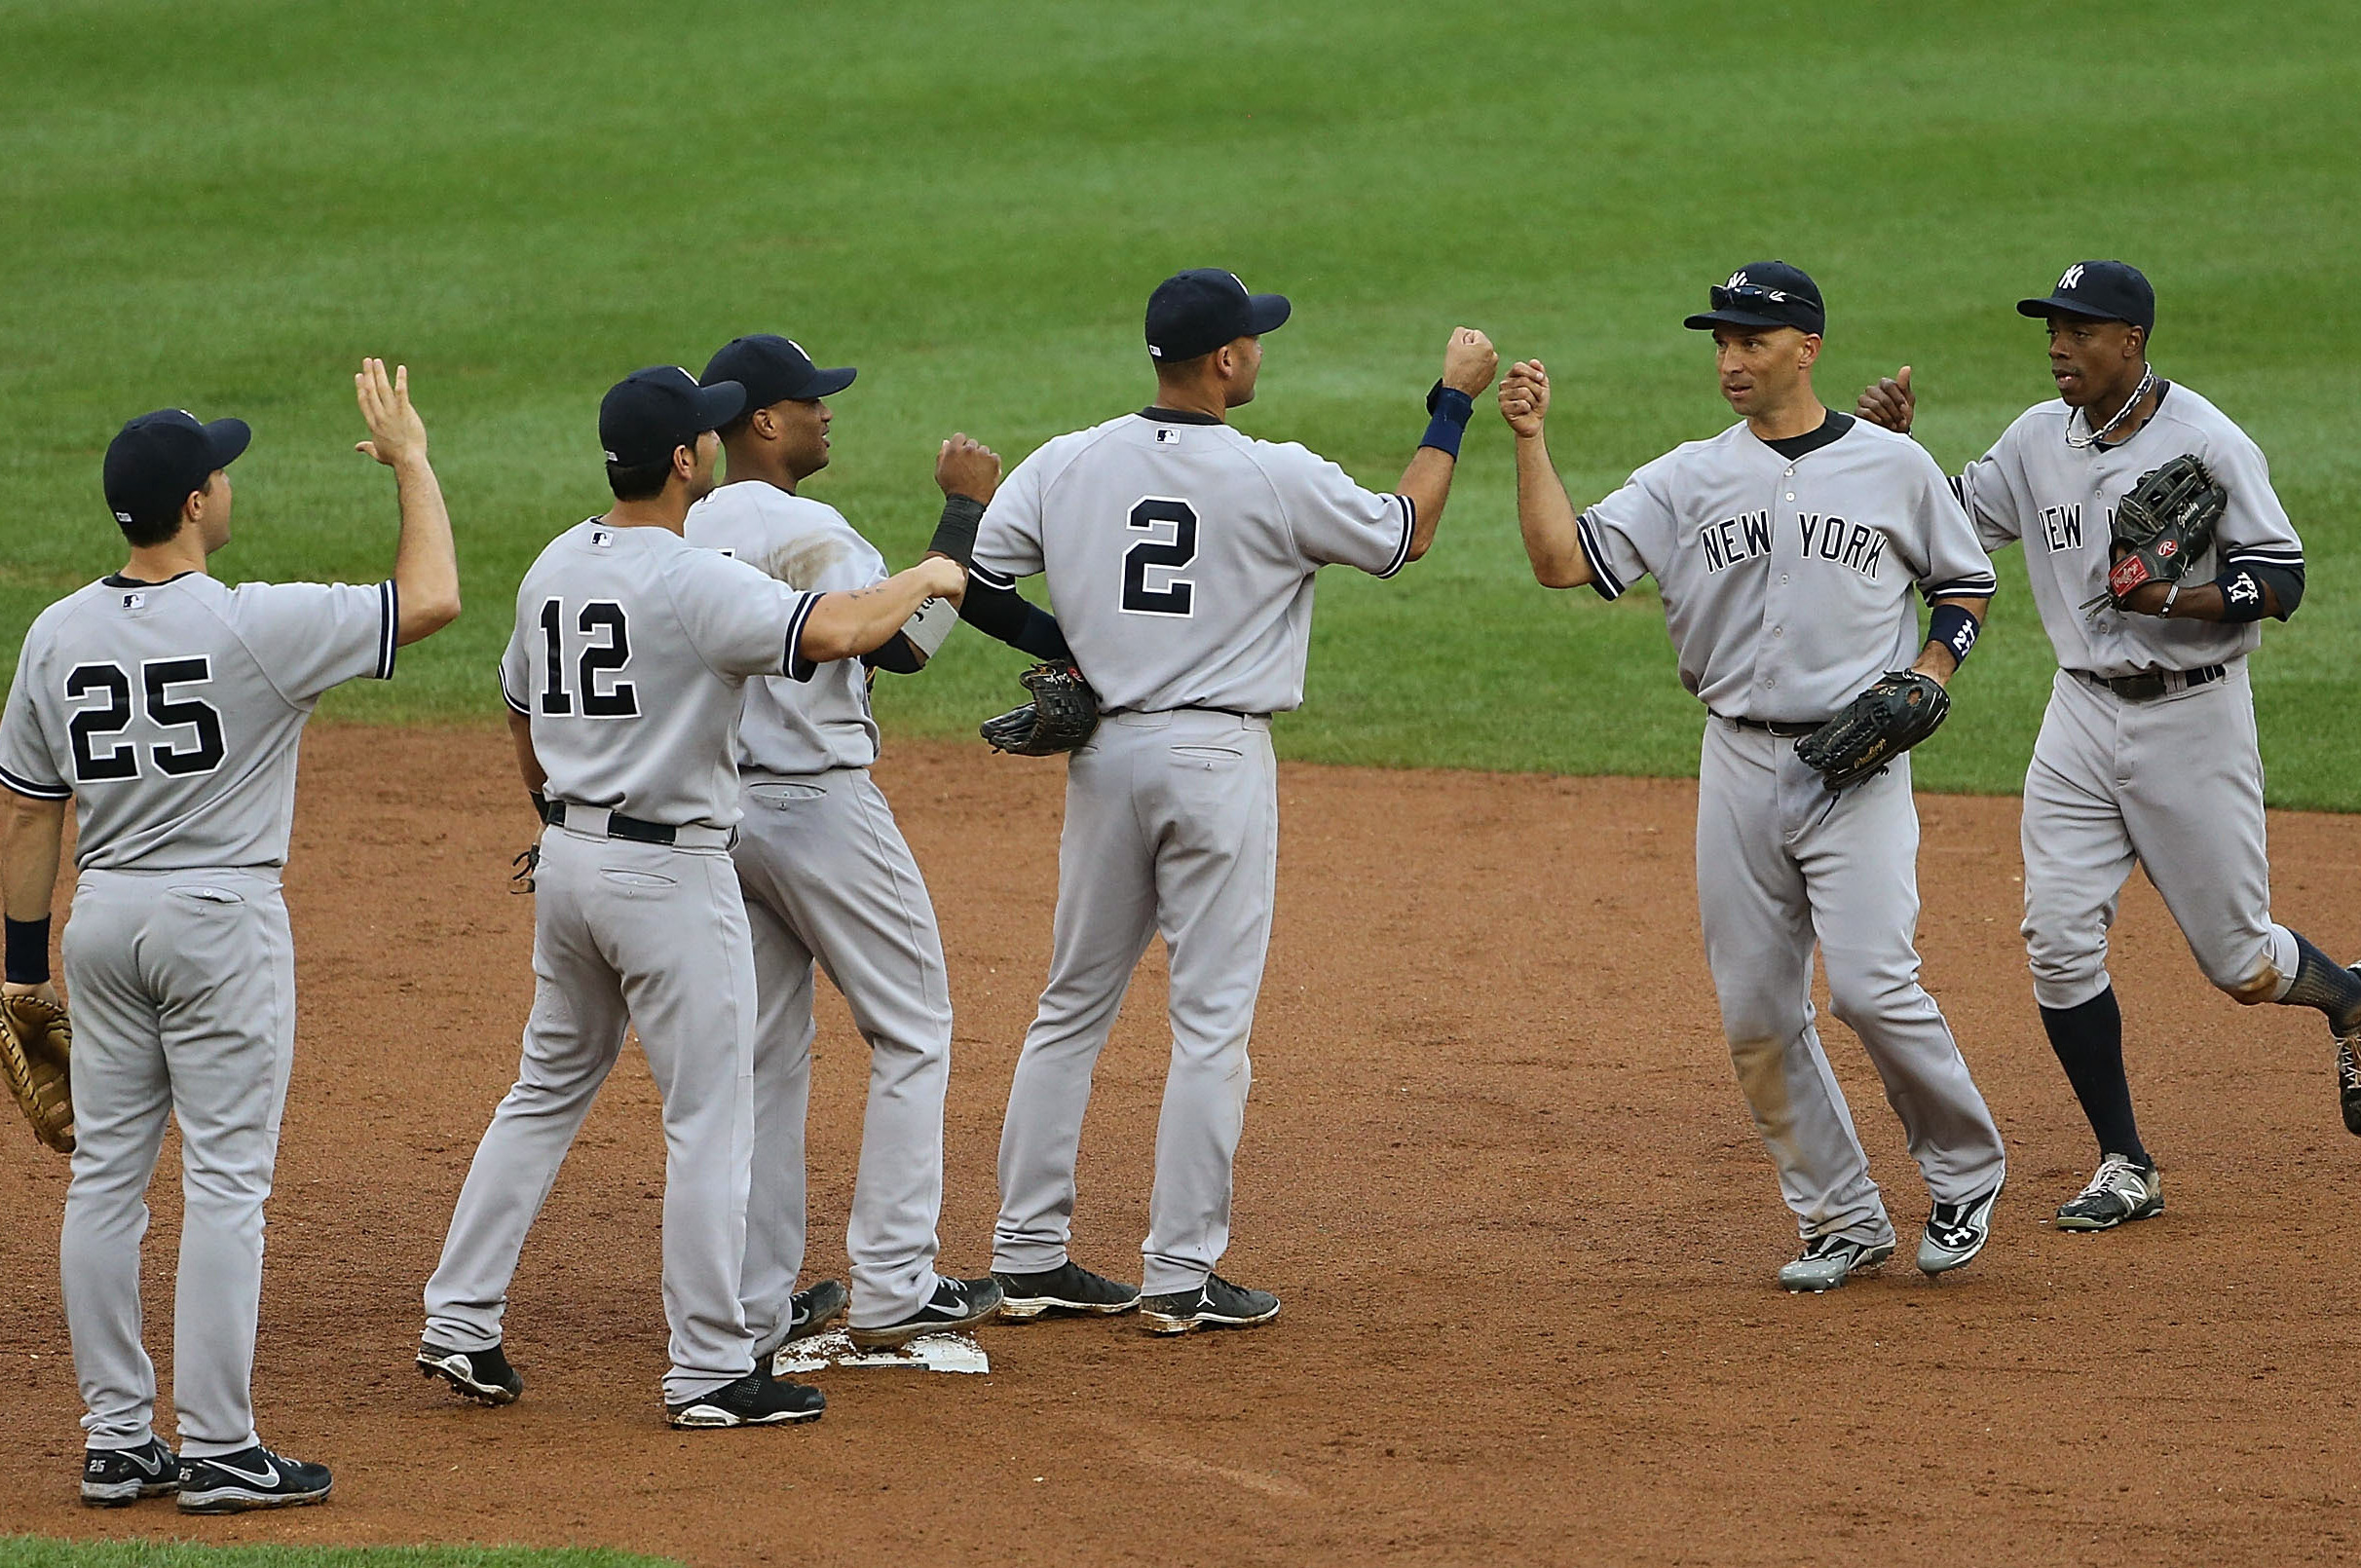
[102,408,251,532]
[700,334,857,409]
[1145,269,1291,363]
[600,366,745,467]
[2018,260,2155,332]
[1684,261,1826,336]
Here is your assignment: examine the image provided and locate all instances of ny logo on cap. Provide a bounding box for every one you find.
[1726,270,1747,289]
[2059,263,2085,291]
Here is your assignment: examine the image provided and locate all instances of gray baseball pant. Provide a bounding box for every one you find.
[422,824,759,1403]
[2021,661,2298,1009]
[993,710,1278,1296]
[1697,719,2007,1245]
[59,867,294,1459]
[731,768,953,1337]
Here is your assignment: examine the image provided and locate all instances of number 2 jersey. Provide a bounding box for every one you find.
[970,409,1416,715]
[499,520,821,831]
[0,572,396,870]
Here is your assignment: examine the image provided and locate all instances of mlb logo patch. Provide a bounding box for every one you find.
[121,592,144,609]
[1154,428,1180,445]
[591,529,614,547]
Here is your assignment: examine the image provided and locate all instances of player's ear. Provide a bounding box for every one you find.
[1796,332,1822,371]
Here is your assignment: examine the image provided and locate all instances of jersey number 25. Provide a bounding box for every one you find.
[64,658,226,783]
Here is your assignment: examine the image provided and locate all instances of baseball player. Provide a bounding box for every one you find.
[979,268,1497,1331]
[1501,262,2008,1292]
[416,366,965,1427]
[0,363,461,1510]
[1855,260,2361,1230]
[684,333,1068,1353]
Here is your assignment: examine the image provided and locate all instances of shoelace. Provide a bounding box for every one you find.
[2340,1042,2361,1094]
[2080,1157,2147,1201]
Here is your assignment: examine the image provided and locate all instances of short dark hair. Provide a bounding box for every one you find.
[114,478,209,548]
[606,449,683,501]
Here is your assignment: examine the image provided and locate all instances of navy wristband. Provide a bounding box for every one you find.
[4,915,52,986]
[1926,603,1980,666]
[1420,382,1475,459]
[928,494,986,566]
[2211,567,2270,622]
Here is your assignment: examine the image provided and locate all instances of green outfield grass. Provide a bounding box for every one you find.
[4,0,2354,804]
[0,1542,675,1568]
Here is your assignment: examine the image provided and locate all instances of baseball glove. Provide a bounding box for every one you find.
[2079,453,2226,618]
[981,661,1101,756]
[1,990,74,1155]
[1795,670,1952,794]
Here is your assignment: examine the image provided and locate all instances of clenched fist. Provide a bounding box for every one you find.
[1499,359,1550,439]
[936,433,1001,503]
[1442,328,1499,397]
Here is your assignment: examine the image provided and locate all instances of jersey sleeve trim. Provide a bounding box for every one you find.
[1920,573,1999,602]
[1576,510,1627,601]
[2223,545,2305,567]
[375,579,398,680]
[1373,495,1416,579]
[969,563,1017,591]
[499,669,530,716]
[782,591,821,683]
[0,763,71,802]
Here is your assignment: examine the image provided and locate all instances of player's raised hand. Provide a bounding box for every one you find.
[1499,359,1551,438]
[355,358,429,467]
[917,552,968,609]
[1443,327,1499,395]
[1855,364,1914,433]
[936,433,1001,503]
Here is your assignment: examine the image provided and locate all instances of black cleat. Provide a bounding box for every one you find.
[2338,1029,2361,1137]
[993,1260,1142,1321]
[176,1445,331,1513]
[1140,1273,1281,1334]
[847,1275,1003,1349]
[2054,1154,2164,1231]
[417,1341,523,1405]
[758,1279,851,1363]
[666,1370,825,1429]
[81,1438,177,1507]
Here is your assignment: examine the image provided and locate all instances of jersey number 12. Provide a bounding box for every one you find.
[537,599,638,717]
[1122,498,1198,617]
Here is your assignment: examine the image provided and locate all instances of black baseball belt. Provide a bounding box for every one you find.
[1717,714,1822,738]
[2075,664,2225,702]
[545,802,733,850]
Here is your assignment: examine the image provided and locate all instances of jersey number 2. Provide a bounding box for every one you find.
[537,599,638,717]
[64,658,227,783]
[1121,498,1198,617]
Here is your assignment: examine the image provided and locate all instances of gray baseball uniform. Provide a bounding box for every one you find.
[684,482,954,1337]
[976,409,1415,1294]
[1953,385,2306,1009]
[421,519,820,1404]
[1578,416,2007,1245]
[0,570,396,1459]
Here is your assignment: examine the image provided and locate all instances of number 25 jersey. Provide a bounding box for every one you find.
[500,520,820,831]
[0,572,396,870]
[970,410,1415,715]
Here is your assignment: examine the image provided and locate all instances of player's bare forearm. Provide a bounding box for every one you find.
[1,792,67,926]
[1393,446,1454,562]
[800,557,968,663]
[1911,594,1990,685]
[1515,433,1593,589]
[389,455,462,645]
[2118,579,2278,621]
[506,710,546,798]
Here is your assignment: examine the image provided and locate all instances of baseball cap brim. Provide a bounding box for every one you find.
[1247,293,1292,336]
[2016,295,2127,322]
[803,365,857,398]
[1683,308,1818,332]
[201,416,253,469]
[689,380,747,431]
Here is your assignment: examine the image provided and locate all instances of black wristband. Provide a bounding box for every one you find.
[928,495,986,566]
[4,915,52,986]
[1926,602,1980,667]
[2211,566,2274,622]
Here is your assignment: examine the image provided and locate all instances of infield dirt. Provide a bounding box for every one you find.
[3,728,2356,1566]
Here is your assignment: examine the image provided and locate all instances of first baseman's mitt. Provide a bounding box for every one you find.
[981,661,1101,756]
[2080,453,2226,618]
[1795,671,1951,794]
[1,991,74,1155]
